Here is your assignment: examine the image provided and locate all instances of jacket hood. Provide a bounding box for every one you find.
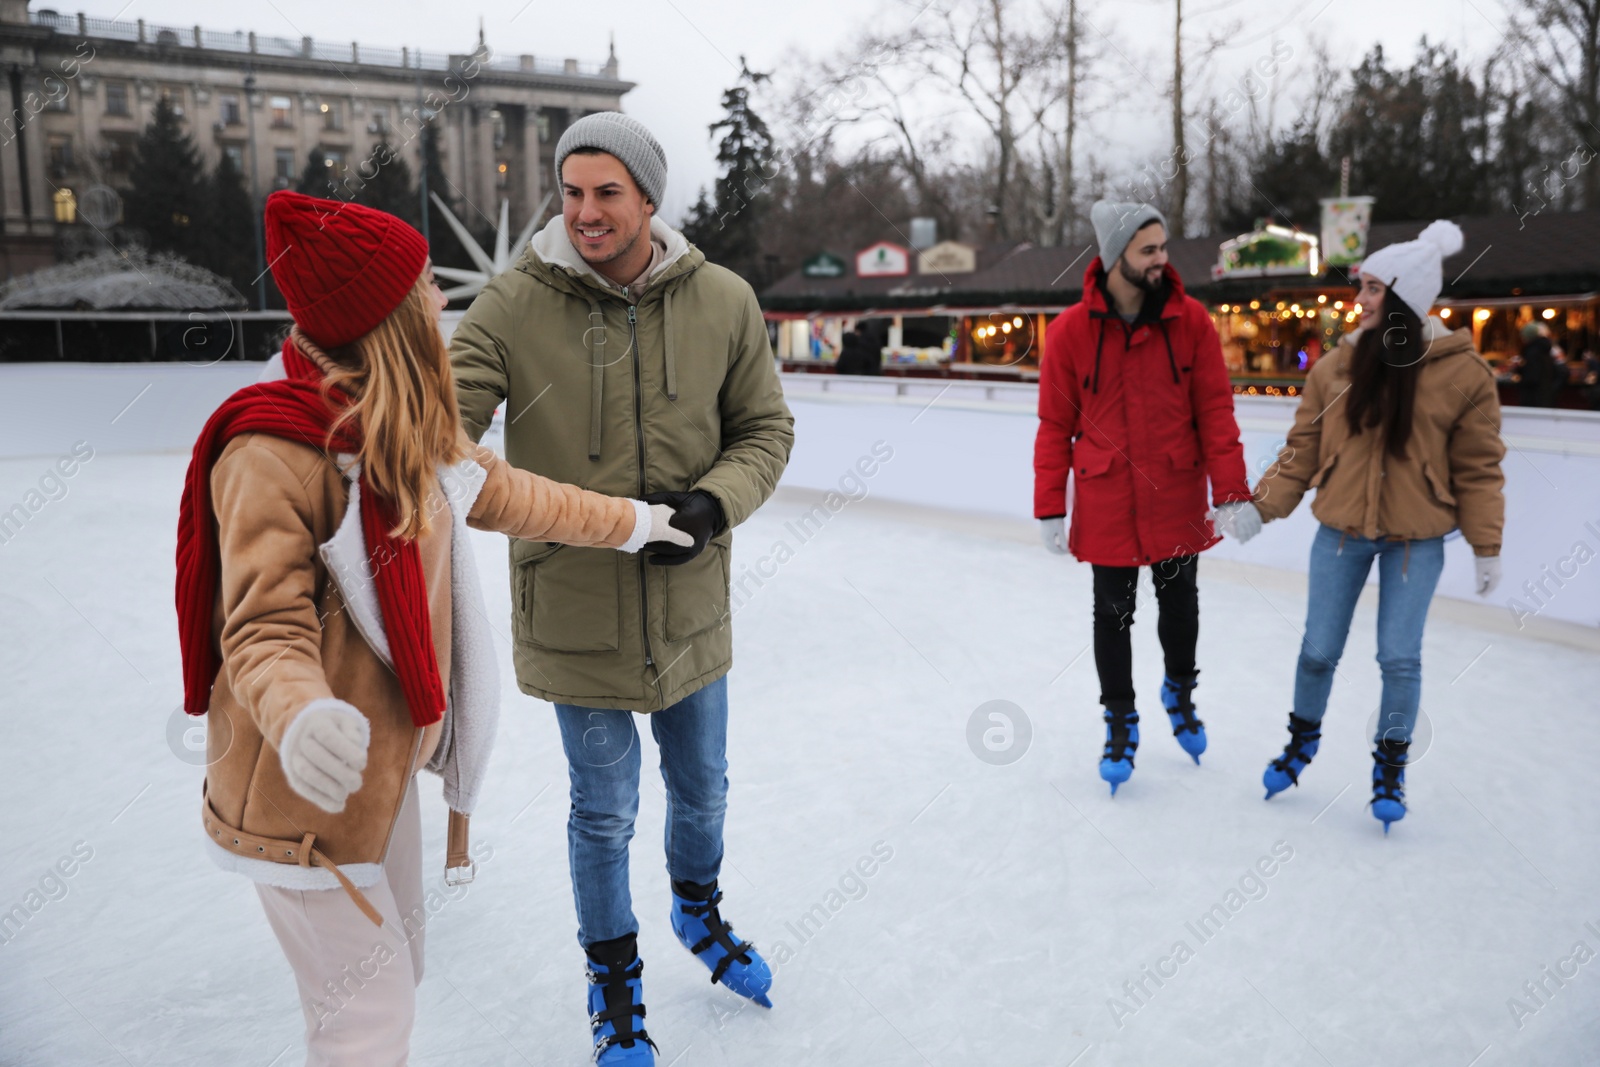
[1081,258,1188,319]
[1337,315,1477,364]
[527,214,694,296]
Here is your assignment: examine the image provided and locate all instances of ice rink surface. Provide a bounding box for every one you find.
[1,447,1597,1067]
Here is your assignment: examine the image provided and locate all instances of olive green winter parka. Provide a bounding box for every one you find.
[450,217,794,711]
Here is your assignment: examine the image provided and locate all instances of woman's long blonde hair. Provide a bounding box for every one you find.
[319,273,468,541]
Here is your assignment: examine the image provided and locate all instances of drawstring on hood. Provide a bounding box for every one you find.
[664,287,679,401]
[586,298,605,460]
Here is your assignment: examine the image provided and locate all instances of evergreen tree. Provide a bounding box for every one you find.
[420,118,472,269]
[1328,42,1492,221]
[199,151,257,301]
[295,148,335,198]
[353,140,419,226]
[124,97,204,260]
[682,59,774,284]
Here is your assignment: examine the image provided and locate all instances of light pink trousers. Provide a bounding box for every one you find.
[255,777,424,1067]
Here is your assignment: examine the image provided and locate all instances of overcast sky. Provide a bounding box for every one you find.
[102,0,1514,224]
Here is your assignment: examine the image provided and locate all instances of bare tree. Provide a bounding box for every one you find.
[1505,0,1600,207]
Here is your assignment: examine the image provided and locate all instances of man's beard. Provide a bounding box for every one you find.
[1117,256,1164,294]
[578,216,646,265]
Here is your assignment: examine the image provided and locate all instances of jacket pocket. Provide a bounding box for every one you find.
[664,532,731,642]
[514,545,621,652]
[1422,462,1457,506]
[1074,440,1116,479]
[1308,452,1339,489]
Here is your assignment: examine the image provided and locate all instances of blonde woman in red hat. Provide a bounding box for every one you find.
[175,190,692,1065]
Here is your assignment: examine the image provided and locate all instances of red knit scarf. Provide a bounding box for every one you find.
[175,337,445,727]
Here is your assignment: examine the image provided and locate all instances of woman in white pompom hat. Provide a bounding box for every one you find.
[1246,218,1506,832]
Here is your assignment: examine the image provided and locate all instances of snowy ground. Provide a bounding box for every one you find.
[2,444,1598,1067]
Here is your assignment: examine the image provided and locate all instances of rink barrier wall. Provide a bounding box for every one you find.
[1,362,1596,636]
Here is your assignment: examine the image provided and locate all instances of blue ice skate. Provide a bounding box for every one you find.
[670,881,773,1008]
[1161,673,1206,764]
[1263,714,1321,800]
[1100,705,1139,796]
[584,939,657,1065]
[1370,739,1409,834]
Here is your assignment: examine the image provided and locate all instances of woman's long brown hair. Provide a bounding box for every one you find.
[319,275,468,540]
[1346,288,1425,459]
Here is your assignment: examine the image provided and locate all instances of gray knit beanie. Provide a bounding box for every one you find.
[555,112,667,206]
[1091,200,1168,268]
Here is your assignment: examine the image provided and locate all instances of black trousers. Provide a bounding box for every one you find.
[1091,555,1199,708]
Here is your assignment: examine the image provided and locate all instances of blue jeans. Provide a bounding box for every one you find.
[553,676,729,947]
[1294,525,1444,744]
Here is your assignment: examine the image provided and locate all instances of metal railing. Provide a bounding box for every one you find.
[27,11,614,78]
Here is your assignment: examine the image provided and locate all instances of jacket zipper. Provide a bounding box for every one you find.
[380,728,424,864]
[626,303,662,699]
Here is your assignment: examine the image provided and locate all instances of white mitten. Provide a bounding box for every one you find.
[1475,556,1501,598]
[1211,501,1263,544]
[1040,517,1069,556]
[279,698,370,813]
[619,501,696,553]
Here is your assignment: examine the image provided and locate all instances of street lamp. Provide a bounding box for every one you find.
[245,68,267,311]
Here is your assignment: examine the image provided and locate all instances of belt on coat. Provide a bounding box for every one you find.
[202,783,384,927]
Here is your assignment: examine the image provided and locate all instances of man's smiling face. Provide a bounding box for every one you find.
[561,151,653,270]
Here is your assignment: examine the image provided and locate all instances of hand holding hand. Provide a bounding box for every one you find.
[639,490,724,566]
[1210,501,1263,544]
[279,699,369,813]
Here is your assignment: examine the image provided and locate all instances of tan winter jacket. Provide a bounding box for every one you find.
[1253,318,1506,555]
[203,348,640,904]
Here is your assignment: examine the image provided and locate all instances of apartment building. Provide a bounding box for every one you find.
[0,0,633,276]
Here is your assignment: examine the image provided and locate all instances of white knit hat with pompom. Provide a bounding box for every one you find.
[1356,219,1465,319]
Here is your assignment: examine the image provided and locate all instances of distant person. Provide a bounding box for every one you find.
[1033,200,1254,795]
[1518,321,1559,407]
[836,325,868,375]
[1248,220,1506,832]
[175,191,691,1064]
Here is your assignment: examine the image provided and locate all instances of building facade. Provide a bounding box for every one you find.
[0,0,633,278]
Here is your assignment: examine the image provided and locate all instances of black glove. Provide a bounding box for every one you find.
[639,490,724,566]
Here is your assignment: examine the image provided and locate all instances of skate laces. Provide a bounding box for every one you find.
[1162,677,1203,735]
[1270,717,1321,783]
[586,958,655,1056]
[679,889,754,985]
[1371,743,1408,803]
[1102,709,1139,763]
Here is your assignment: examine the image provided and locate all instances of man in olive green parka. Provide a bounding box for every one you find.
[450,111,792,1062]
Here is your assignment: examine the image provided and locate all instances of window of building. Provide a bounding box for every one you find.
[105,81,130,116]
[53,187,77,224]
[43,85,69,112]
[160,84,185,116]
[323,149,346,178]
[223,145,246,172]
[270,95,293,128]
[368,107,389,136]
[274,147,295,185]
[219,93,242,126]
[490,108,505,150]
[319,100,341,131]
[536,111,551,143]
[47,135,73,176]
[105,135,135,173]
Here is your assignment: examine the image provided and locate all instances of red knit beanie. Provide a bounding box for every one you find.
[264,190,431,349]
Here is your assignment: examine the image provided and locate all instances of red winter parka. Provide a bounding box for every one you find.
[1033,260,1251,567]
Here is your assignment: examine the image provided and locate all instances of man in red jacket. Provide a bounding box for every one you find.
[1034,201,1257,794]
